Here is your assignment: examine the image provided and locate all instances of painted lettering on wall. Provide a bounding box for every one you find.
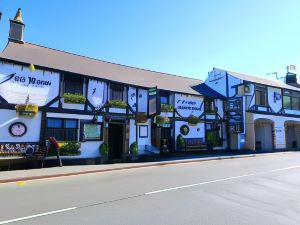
[0,63,60,106]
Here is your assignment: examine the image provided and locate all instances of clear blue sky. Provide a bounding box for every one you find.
[0,0,300,81]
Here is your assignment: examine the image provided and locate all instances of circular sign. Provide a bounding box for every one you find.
[180,125,190,136]
[9,122,27,137]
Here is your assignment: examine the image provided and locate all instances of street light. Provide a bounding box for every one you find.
[0,12,2,21]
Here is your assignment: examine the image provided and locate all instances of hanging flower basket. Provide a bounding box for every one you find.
[161,104,174,112]
[187,115,200,126]
[108,100,127,109]
[156,115,170,125]
[136,112,148,123]
[15,103,38,118]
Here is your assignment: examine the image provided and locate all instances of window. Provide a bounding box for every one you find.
[110,83,124,100]
[160,91,170,104]
[255,86,267,106]
[46,118,78,141]
[205,99,215,112]
[64,74,84,94]
[283,90,300,110]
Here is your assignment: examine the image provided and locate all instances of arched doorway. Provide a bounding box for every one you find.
[254,118,274,150]
[285,121,300,149]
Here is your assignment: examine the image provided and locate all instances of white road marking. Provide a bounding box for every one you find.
[1,164,300,224]
[145,165,300,195]
[0,207,77,225]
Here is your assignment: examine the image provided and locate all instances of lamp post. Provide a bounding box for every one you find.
[0,12,2,21]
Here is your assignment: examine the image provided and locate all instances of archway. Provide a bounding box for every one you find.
[285,121,300,149]
[254,118,274,150]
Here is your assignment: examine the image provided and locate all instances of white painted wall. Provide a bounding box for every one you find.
[251,114,300,149]
[206,69,228,97]
[175,121,205,140]
[137,119,151,154]
[138,89,148,113]
[0,109,41,142]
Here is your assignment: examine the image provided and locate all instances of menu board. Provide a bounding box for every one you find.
[84,123,102,140]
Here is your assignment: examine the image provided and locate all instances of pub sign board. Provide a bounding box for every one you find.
[227,97,244,133]
[0,62,60,106]
[148,86,160,117]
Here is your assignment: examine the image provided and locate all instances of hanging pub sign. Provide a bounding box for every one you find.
[148,86,160,117]
[226,97,244,133]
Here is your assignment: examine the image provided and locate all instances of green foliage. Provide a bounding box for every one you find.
[136,112,148,123]
[161,104,174,112]
[63,93,86,104]
[187,115,200,125]
[48,142,81,156]
[176,134,185,148]
[99,143,109,155]
[108,100,128,108]
[155,115,170,125]
[130,142,139,155]
[206,131,220,147]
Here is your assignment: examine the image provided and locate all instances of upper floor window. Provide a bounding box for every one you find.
[160,91,170,104]
[205,99,215,112]
[64,74,84,95]
[283,90,300,110]
[110,83,124,101]
[255,86,267,106]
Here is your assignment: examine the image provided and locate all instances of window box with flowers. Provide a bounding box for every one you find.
[161,104,174,112]
[15,103,38,118]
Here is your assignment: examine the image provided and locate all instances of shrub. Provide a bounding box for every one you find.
[48,142,81,156]
[99,143,109,155]
[161,104,174,112]
[108,100,128,109]
[206,131,220,147]
[176,134,185,148]
[63,93,86,104]
[130,142,138,155]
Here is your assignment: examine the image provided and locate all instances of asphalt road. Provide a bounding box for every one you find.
[1,152,300,225]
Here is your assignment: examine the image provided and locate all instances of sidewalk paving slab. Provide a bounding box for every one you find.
[0,151,293,184]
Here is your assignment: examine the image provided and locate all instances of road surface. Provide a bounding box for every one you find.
[1,152,300,225]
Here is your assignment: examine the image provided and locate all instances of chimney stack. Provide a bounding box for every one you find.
[285,65,299,87]
[9,8,25,43]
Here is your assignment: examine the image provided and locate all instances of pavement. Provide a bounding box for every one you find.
[1,151,300,224]
[0,151,290,184]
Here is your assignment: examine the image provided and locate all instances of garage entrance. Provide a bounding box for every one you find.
[254,119,274,150]
[285,121,300,149]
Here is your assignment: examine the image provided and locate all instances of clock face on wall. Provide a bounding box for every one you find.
[9,122,27,137]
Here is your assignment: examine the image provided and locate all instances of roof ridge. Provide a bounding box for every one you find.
[24,41,202,82]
